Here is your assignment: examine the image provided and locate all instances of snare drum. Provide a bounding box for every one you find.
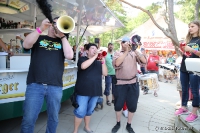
[139,75,154,90]
[148,73,159,90]
[163,69,175,78]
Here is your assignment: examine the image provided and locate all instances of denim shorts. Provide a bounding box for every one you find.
[74,95,98,118]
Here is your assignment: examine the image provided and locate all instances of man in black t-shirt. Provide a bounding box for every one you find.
[20,18,73,133]
[73,43,107,133]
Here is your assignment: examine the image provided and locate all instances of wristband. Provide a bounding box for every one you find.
[193,50,198,54]
[101,61,104,64]
[60,36,66,40]
[36,27,42,34]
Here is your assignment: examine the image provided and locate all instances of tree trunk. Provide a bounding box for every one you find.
[119,0,182,55]
[195,0,200,20]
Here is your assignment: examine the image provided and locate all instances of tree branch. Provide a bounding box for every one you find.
[119,0,181,55]
[119,0,171,37]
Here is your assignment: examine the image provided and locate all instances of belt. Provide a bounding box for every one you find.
[38,82,48,85]
[116,76,137,81]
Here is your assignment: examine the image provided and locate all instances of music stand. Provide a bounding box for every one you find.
[185,58,200,76]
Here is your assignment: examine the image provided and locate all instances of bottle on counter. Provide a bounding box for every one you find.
[2,19,6,29]
[0,17,2,29]
[6,21,10,29]
[17,22,21,28]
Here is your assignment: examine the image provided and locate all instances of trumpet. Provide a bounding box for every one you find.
[56,15,75,33]
[180,42,191,57]
[96,51,107,60]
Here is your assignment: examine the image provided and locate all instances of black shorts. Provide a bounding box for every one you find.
[113,83,139,112]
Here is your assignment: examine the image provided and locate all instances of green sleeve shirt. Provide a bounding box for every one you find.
[105,52,115,75]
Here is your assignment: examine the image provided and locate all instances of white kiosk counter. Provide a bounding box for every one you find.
[0,0,124,121]
[0,57,77,121]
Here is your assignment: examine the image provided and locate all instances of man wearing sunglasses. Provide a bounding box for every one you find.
[111,36,146,133]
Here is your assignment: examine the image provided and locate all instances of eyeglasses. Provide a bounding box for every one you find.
[111,55,113,60]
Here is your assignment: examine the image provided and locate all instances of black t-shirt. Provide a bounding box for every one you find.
[180,37,200,72]
[75,56,102,96]
[27,35,65,86]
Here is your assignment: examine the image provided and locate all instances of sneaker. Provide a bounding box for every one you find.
[174,108,189,116]
[111,124,120,133]
[143,91,148,95]
[154,92,158,97]
[185,113,198,122]
[123,109,128,118]
[126,126,135,133]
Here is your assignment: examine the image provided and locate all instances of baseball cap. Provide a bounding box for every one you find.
[121,36,130,42]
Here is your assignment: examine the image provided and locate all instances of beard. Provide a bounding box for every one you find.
[108,48,113,52]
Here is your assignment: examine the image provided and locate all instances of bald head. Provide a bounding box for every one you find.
[152,50,157,55]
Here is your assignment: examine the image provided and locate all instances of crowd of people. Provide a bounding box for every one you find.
[17,16,200,133]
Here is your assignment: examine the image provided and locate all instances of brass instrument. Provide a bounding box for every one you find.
[56,15,75,33]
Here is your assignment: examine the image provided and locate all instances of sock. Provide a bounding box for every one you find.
[117,121,120,126]
[127,123,131,127]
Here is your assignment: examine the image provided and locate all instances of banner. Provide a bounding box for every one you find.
[142,38,175,51]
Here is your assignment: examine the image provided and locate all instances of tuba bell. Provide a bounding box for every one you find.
[56,15,75,33]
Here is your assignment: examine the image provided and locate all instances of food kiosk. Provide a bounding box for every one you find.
[0,0,124,121]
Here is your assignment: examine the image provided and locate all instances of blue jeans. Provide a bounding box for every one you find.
[104,75,115,96]
[74,95,98,118]
[20,83,63,133]
[180,71,199,107]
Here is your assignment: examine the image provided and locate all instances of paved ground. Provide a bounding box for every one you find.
[0,81,182,133]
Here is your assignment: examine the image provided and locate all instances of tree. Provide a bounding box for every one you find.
[96,0,160,50]
[195,0,200,20]
[176,0,199,23]
[119,0,183,55]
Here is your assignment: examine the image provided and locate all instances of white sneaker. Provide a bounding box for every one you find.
[123,109,128,118]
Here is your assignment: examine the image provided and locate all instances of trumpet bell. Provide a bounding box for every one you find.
[57,15,75,33]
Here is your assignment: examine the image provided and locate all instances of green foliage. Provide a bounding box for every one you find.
[175,0,199,24]
[69,0,162,50]
[96,1,161,50]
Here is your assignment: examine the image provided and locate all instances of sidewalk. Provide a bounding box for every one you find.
[0,81,180,133]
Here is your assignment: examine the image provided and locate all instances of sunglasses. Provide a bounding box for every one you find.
[122,41,126,43]
[53,22,57,26]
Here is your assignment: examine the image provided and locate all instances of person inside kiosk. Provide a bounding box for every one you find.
[16,33,31,53]
[0,35,13,55]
